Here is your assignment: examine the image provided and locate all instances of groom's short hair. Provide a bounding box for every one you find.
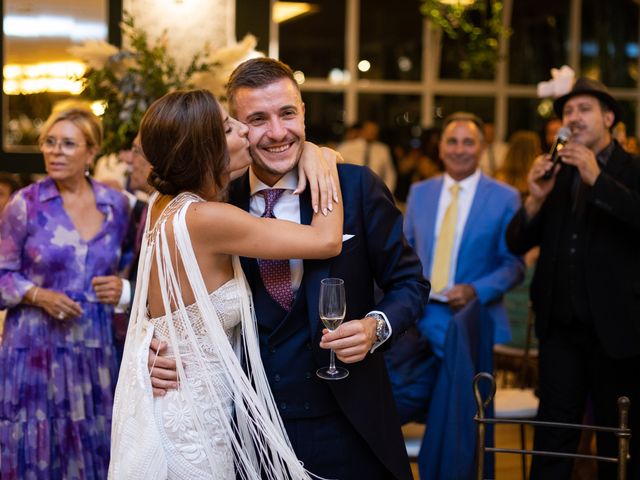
[226,58,300,111]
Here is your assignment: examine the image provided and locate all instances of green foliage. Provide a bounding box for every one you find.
[78,12,212,155]
[420,0,511,78]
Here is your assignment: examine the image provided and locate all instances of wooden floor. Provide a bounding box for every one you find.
[406,423,534,480]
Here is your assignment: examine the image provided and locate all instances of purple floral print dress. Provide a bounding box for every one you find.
[0,177,130,479]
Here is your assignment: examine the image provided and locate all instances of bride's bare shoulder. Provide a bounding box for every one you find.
[186,200,246,229]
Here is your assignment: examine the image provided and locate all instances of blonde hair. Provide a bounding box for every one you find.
[39,100,103,149]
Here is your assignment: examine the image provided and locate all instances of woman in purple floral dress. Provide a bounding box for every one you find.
[0,103,130,479]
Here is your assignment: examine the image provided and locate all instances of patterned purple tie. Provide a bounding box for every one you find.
[257,189,294,311]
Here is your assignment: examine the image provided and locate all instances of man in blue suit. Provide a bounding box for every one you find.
[151,58,429,479]
[390,112,524,423]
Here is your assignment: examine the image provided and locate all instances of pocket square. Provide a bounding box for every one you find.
[342,234,355,242]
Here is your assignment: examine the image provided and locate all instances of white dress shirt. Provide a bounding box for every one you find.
[431,169,481,290]
[249,169,304,292]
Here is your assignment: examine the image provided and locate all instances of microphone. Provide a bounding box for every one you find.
[542,126,571,180]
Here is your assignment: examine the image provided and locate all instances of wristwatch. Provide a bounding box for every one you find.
[368,312,389,343]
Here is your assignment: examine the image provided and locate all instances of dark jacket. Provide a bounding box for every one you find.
[506,141,640,358]
[229,163,429,480]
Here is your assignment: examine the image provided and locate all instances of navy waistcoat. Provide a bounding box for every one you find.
[247,261,337,419]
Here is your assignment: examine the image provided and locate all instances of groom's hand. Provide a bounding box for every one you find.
[148,337,178,396]
[319,317,377,364]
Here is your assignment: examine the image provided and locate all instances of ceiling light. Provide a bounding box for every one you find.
[358,60,371,72]
[438,0,475,5]
[4,15,107,40]
[273,2,319,24]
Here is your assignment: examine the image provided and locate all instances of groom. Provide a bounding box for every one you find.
[152,58,429,479]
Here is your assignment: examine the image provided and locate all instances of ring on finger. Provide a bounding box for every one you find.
[57,311,64,320]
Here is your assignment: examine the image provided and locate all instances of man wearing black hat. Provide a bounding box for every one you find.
[506,77,640,479]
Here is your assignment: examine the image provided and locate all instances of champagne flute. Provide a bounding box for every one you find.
[317,278,349,380]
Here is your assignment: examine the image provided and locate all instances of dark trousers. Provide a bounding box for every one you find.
[284,412,395,480]
[531,323,640,480]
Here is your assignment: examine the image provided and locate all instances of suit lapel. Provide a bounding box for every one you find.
[422,178,444,275]
[298,189,331,338]
[460,174,490,247]
[457,175,491,281]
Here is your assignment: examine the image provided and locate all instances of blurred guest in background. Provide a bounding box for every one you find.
[625,135,640,154]
[479,120,508,176]
[394,129,442,204]
[0,102,130,478]
[496,130,542,198]
[495,130,542,350]
[0,172,20,212]
[92,133,152,364]
[338,119,397,192]
[612,121,628,147]
[389,112,524,420]
[93,148,131,191]
[342,121,362,141]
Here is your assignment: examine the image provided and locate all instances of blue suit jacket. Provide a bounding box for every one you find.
[404,173,524,357]
[229,163,430,480]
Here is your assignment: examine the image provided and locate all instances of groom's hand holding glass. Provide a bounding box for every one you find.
[319,312,388,364]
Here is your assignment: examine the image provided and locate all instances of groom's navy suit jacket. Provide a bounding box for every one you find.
[229,164,429,480]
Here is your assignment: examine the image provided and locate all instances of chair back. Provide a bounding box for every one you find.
[473,372,631,480]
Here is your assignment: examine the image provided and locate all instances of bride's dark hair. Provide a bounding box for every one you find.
[140,89,229,195]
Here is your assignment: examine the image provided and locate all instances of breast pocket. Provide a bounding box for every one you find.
[340,234,359,255]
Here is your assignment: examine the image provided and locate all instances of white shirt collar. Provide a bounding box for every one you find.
[442,168,481,193]
[249,168,299,196]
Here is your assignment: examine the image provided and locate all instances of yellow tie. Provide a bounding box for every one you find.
[431,183,460,293]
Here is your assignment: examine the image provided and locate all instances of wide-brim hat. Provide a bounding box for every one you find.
[553,77,621,125]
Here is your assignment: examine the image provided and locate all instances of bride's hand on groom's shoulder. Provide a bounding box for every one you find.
[148,337,179,396]
[295,141,341,216]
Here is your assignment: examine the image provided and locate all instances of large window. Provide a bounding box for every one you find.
[509,0,570,85]
[581,0,639,89]
[359,0,422,81]
[279,0,345,78]
[237,0,640,147]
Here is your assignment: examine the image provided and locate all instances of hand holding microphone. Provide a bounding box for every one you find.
[541,126,571,179]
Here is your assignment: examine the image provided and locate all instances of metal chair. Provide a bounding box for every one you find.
[473,372,631,480]
[492,305,539,479]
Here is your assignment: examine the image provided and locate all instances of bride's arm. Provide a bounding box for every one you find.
[191,148,343,261]
[294,141,341,216]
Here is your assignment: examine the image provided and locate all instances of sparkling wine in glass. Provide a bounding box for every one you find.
[317,278,349,380]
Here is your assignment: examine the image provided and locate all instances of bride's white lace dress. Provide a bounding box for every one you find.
[150,279,240,479]
[108,192,310,480]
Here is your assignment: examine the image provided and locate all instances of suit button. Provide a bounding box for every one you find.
[269,347,276,354]
[274,374,281,382]
[280,402,287,410]
[304,402,310,410]
[305,343,312,351]
[305,372,312,379]
[569,248,576,254]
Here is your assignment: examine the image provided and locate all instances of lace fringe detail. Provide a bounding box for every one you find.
[109,192,312,480]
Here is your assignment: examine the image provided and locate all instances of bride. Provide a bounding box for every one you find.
[108,89,342,479]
